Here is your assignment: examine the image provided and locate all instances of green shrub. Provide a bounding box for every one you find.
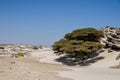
[52,28,104,61]
[65,28,103,41]
[18,52,24,57]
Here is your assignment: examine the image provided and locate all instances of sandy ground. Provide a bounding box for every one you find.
[58,50,120,80]
[30,49,64,65]
[90,50,120,68]
[0,48,120,80]
[0,57,71,80]
[33,49,120,80]
[59,67,120,80]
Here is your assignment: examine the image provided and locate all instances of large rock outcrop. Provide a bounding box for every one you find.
[101,26,120,51]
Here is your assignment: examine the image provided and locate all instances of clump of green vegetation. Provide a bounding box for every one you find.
[52,28,104,62]
[17,52,24,57]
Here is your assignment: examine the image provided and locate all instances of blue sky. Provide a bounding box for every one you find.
[0,0,120,47]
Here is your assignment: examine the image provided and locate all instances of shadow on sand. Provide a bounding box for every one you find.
[55,56,104,66]
[55,50,105,66]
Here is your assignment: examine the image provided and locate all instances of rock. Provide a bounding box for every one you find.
[0,46,5,49]
[116,54,120,60]
[10,62,16,64]
[101,26,120,51]
[110,63,120,69]
[0,71,4,73]
[107,48,113,53]
[10,54,19,58]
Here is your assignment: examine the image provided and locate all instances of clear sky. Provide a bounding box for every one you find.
[0,0,120,47]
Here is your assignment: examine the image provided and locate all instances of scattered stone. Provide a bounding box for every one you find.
[110,64,120,69]
[10,62,16,64]
[10,54,19,58]
[0,44,44,58]
[9,67,12,70]
[0,71,4,73]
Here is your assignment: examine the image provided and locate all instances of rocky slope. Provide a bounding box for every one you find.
[101,26,120,51]
[0,44,43,57]
[100,26,120,68]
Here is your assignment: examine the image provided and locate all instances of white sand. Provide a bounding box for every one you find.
[30,48,64,64]
[90,50,120,68]
[59,67,120,80]
[58,50,120,80]
[30,48,120,80]
[1,47,120,80]
[0,57,70,80]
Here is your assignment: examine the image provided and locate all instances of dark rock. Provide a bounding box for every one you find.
[0,46,5,49]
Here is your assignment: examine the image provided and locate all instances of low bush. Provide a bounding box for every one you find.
[17,52,24,57]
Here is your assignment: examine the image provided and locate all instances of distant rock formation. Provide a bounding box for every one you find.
[0,44,44,57]
[101,26,120,51]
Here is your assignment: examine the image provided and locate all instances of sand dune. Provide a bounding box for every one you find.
[0,47,120,80]
[30,48,64,65]
[31,49,120,80]
[90,50,120,68]
[58,50,120,80]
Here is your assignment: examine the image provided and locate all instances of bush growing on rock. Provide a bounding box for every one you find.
[52,28,104,62]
